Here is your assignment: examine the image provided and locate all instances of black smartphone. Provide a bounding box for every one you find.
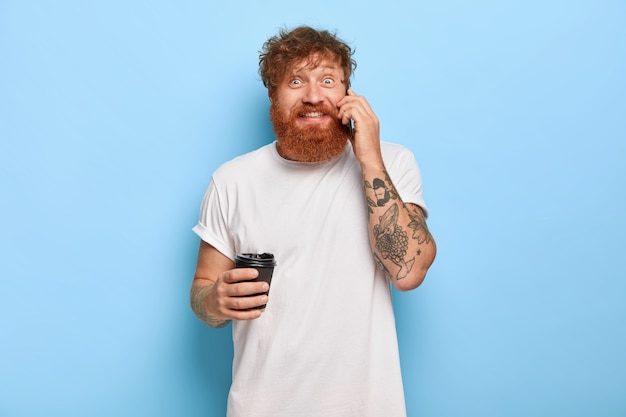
[345,89,354,137]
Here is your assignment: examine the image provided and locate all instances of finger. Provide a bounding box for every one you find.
[226,280,270,297]
[338,92,374,123]
[222,267,259,284]
[341,104,367,128]
[346,89,376,118]
[350,93,376,120]
[226,293,270,311]
[224,307,264,321]
[337,99,357,124]
[337,88,357,112]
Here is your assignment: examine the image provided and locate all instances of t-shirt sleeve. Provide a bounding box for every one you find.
[191,177,236,260]
[387,146,429,218]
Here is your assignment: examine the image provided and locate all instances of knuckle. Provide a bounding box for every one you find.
[231,283,246,297]
[232,297,247,310]
[215,284,228,297]
[215,297,228,311]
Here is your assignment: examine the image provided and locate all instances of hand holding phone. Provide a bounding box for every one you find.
[338,88,383,167]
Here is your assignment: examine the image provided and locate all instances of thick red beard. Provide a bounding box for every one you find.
[270,102,351,163]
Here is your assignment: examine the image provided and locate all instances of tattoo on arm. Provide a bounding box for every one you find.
[407,205,433,246]
[190,284,229,328]
[364,171,399,214]
[366,170,434,280]
[373,253,392,280]
[373,203,414,280]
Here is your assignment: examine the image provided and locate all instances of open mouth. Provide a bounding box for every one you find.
[299,111,326,119]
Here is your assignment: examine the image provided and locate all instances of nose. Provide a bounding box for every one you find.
[302,83,324,105]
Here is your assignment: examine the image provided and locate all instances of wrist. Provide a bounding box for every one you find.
[357,154,385,174]
[191,283,229,328]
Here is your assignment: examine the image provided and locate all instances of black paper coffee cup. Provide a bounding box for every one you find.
[234,253,276,310]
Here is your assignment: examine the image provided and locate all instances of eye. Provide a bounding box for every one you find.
[289,79,302,86]
[322,78,334,86]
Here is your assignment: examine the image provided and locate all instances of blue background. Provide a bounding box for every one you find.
[2,1,625,416]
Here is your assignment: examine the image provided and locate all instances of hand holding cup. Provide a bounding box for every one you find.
[234,253,276,310]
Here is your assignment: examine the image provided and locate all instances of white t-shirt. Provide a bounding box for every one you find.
[193,141,427,417]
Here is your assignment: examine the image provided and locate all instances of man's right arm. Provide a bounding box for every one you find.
[190,241,269,328]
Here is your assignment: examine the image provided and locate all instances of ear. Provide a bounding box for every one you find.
[267,90,273,103]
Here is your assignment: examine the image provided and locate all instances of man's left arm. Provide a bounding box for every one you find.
[363,167,436,291]
[338,89,436,291]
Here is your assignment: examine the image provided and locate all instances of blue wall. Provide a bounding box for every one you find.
[2,1,625,416]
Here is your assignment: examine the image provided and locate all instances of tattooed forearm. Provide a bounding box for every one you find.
[373,253,393,280]
[407,204,433,246]
[364,169,435,284]
[190,284,229,328]
[364,171,398,213]
[373,203,414,280]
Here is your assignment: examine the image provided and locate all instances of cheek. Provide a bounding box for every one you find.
[274,88,299,104]
[276,97,300,115]
[328,90,346,106]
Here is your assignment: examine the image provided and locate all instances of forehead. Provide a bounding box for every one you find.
[289,53,342,75]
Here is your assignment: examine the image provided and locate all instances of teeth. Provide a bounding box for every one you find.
[302,112,324,118]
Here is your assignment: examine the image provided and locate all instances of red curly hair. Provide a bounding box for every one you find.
[259,26,356,93]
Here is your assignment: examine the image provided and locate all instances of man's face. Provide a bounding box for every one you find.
[270,54,351,162]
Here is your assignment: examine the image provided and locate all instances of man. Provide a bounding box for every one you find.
[190,26,436,417]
